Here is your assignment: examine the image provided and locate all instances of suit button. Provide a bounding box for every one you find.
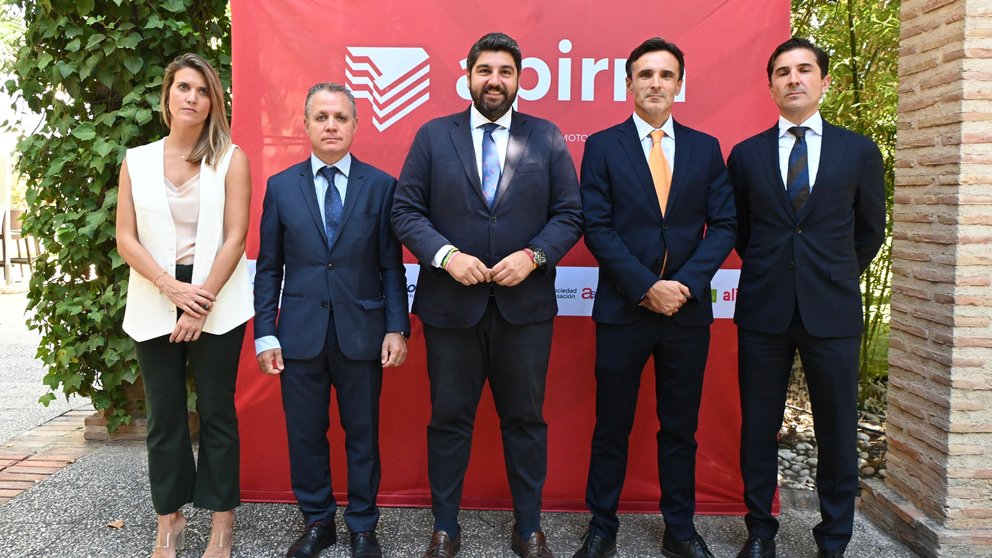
[663,224,669,230]
[491,216,497,223]
[795,228,802,234]
[788,262,795,269]
[321,301,329,308]
[327,263,334,270]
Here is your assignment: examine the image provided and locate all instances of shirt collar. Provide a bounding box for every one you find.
[310,152,352,179]
[632,112,675,142]
[470,104,513,131]
[778,112,822,138]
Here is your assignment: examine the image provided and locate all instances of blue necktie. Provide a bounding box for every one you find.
[319,165,343,249]
[787,126,810,213]
[481,122,501,209]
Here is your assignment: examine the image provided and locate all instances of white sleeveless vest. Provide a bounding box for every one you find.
[122,139,254,341]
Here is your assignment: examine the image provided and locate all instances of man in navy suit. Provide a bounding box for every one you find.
[392,32,582,558]
[573,38,735,558]
[254,83,410,558]
[728,38,885,558]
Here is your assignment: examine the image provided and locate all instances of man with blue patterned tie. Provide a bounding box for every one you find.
[392,32,582,558]
[728,38,886,558]
[255,83,410,558]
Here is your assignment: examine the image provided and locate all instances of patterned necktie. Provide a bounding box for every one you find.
[648,129,672,217]
[481,122,501,209]
[787,126,810,213]
[319,165,342,249]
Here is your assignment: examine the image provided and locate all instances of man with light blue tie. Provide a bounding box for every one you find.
[254,83,410,558]
[392,32,582,558]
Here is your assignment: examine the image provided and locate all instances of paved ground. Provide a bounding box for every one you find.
[0,291,919,557]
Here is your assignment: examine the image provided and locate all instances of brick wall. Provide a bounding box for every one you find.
[861,0,992,555]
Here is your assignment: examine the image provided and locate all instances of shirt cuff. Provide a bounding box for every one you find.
[432,244,455,268]
[255,335,281,355]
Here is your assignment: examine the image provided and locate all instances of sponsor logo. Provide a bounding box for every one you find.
[345,46,430,131]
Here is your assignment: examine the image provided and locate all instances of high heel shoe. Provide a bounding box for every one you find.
[151,512,187,558]
[201,511,234,558]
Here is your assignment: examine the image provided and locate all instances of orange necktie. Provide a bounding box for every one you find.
[649,129,672,217]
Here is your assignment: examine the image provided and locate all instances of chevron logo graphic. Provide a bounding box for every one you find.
[345,47,430,132]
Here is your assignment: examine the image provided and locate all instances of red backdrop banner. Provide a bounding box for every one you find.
[231,0,789,513]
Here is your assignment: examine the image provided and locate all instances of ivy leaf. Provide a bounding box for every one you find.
[85,33,105,50]
[135,108,153,125]
[76,0,94,15]
[119,33,141,49]
[65,38,81,52]
[71,122,97,141]
[37,52,54,69]
[123,55,143,75]
[163,0,186,13]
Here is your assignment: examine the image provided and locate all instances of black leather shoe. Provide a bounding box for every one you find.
[736,536,776,558]
[571,530,616,558]
[350,531,382,558]
[817,551,844,558]
[422,529,460,558]
[661,532,714,558]
[511,529,555,558]
[286,520,336,558]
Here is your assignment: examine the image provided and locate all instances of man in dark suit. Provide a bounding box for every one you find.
[573,38,736,558]
[254,83,410,558]
[392,32,582,558]
[728,38,886,558]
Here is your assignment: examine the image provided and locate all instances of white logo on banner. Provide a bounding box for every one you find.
[345,47,430,131]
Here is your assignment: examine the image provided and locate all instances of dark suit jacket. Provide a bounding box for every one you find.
[581,117,736,327]
[254,156,410,361]
[728,120,886,338]
[391,108,582,328]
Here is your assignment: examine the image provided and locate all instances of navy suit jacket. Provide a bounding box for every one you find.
[391,108,582,328]
[728,120,886,338]
[581,117,736,327]
[254,156,410,361]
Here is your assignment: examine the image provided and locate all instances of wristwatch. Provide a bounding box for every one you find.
[526,244,548,271]
[390,331,409,340]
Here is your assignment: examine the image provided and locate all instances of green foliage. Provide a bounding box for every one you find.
[793,0,899,401]
[6,0,230,431]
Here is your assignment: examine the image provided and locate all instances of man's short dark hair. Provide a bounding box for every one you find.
[625,37,685,80]
[766,37,829,81]
[467,32,522,72]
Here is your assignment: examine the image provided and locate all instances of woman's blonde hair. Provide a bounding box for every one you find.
[160,53,231,167]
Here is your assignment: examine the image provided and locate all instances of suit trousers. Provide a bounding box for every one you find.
[584,312,710,541]
[134,266,246,515]
[279,311,383,532]
[738,308,860,553]
[423,299,553,535]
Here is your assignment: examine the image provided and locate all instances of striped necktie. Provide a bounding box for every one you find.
[787,126,810,213]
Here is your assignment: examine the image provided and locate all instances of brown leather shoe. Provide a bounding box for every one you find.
[422,529,460,558]
[511,529,555,558]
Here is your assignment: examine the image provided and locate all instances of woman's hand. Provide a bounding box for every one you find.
[170,312,207,343]
[159,276,216,318]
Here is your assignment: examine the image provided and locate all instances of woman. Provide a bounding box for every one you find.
[116,53,252,558]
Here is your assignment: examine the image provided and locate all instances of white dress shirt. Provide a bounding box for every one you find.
[778,112,822,190]
[632,111,676,170]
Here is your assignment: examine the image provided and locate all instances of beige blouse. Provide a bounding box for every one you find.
[165,174,200,265]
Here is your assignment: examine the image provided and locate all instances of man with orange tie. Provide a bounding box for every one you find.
[573,37,736,558]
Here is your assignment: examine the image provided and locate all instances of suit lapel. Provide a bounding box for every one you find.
[448,109,489,208]
[619,118,664,221]
[666,120,694,218]
[796,121,847,223]
[296,160,328,244]
[758,124,796,220]
[331,156,368,254]
[493,111,530,209]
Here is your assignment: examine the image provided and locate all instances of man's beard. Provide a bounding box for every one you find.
[471,84,517,121]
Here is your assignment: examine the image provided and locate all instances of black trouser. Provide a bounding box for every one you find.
[423,299,554,536]
[134,264,246,515]
[738,307,860,554]
[584,312,710,541]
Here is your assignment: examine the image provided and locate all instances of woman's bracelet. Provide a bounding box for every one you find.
[151,270,168,286]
